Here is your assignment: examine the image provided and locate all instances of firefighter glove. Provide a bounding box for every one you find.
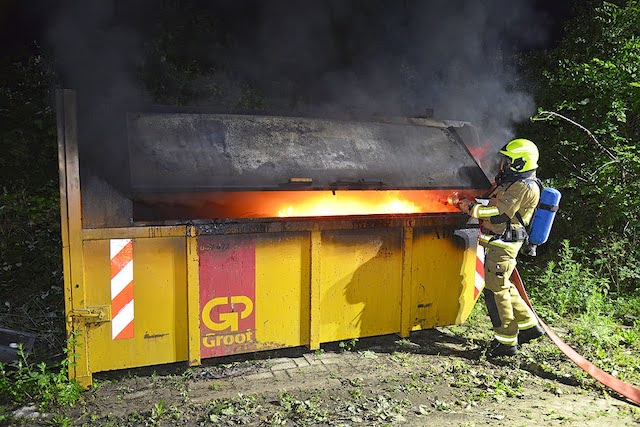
[457,198,475,215]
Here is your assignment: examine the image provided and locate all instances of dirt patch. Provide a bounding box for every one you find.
[22,328,640,426]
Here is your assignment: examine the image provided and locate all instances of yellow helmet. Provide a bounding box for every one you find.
[499,138,539,172]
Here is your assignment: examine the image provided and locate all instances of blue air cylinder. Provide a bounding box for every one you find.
[528,188,562,246]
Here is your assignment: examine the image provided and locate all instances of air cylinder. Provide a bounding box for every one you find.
[529,187,561,246]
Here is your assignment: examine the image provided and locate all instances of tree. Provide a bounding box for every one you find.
[519,0,640,292]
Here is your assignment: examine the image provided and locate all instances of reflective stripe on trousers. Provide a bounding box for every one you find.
[483,245,539,346]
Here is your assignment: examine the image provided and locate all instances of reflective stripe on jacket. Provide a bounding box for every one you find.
[469,178,540,252]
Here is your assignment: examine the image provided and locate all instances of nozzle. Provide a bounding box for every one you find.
[439,192,460,206]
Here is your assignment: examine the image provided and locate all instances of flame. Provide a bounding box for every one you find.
[162,189,478,220]
[468,145,489,159]
[277,191,422,217]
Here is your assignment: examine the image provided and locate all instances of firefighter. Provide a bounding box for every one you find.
[457,139,545,357]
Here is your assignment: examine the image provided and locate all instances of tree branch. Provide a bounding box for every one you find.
[555,150,591,183]
[533,110,618,162]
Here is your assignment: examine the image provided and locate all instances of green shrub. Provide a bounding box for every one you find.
[592,235,640,294]
[0,343,82,411]
[530,240,609,319]
[573,312,622,350]
[612,294,640,321]
[0,183,66,353]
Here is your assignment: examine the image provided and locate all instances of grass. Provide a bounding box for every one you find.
[446,240,640,392]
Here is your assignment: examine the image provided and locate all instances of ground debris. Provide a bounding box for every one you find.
[20,330,640,426]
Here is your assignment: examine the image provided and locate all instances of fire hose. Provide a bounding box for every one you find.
[511,268,640,405]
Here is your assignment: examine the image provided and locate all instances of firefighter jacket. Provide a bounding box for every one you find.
[466,175,540,258]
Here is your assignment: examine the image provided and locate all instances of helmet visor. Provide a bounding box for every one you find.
[499,156,512,172]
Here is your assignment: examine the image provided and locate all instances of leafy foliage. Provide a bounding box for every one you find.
[0,45,57,191]
[140,2,265,110]
[0,343,82,412]
[525,239,640,386]
[530,240,609,319]
[0,183,66,351]
[520,0,640,292]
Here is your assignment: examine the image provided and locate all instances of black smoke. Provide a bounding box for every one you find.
[47,0,552,192]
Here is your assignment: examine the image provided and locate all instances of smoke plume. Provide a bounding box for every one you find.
[48,0,550,180]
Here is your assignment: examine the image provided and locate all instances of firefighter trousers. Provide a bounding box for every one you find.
[483,245,538,346]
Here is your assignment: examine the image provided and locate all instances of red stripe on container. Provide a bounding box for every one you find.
[114,321,134,340]
[112,281,134,316]
[476,256,484,277]
[111,240,133,279]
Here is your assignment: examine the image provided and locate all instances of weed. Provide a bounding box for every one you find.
[433,398,452,411]
[543,381,563,396]
[389,351,415,366]
[531,240,608,318]
[394,338,419,348]
[127,410,144,423]
[182,367,195,380]
[339,338,358,352]
[151,399,166,423]
[359,350,378,359]
[368,394,410,422]
[47,414,73,426]
[545,410,572,421]
[335,392,409,423]
[276,390,327,424]
[619,324,639,347]
[574,311,621,349]
[205,393,260,424]
[350,387,363,399]
[395,379,433,394]
[266,411,287,425]
[167,404,186,421]
[341,377,363,388]
[314,348,325,357]
[0,342,82,410]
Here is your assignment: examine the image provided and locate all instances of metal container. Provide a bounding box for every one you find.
[57,90,490,387]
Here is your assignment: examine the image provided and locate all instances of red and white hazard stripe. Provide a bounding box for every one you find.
[474,244,485,301]
[110,239,134,340]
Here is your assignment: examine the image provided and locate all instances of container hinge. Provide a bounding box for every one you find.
[67,306,111,324]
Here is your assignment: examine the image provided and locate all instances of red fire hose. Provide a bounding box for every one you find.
[512,268,640,405]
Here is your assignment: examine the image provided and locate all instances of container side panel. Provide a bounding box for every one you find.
[454,230,482,324]
[83,237,188,372]
[254,233,310,349]
[198,235,257,357]
[410,227,469,329]
[319,229,402,343]
[197,233,310,358]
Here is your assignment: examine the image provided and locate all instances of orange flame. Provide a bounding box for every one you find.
[159,189,481,220]
[277,191,423,217]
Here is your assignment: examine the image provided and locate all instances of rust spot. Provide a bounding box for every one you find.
[417,303,432,308]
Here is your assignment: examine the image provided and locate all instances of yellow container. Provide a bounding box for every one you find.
[63,220,480,387]
[57,90,486,387]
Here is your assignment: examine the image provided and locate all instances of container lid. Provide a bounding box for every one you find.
[127,113,490,192]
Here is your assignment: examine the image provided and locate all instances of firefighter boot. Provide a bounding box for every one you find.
[487,340,518,357]
[518,324,545,345]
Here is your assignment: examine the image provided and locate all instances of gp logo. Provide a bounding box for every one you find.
[201,295,256,351]
[202,296,253,332]
[197,235,257,357]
